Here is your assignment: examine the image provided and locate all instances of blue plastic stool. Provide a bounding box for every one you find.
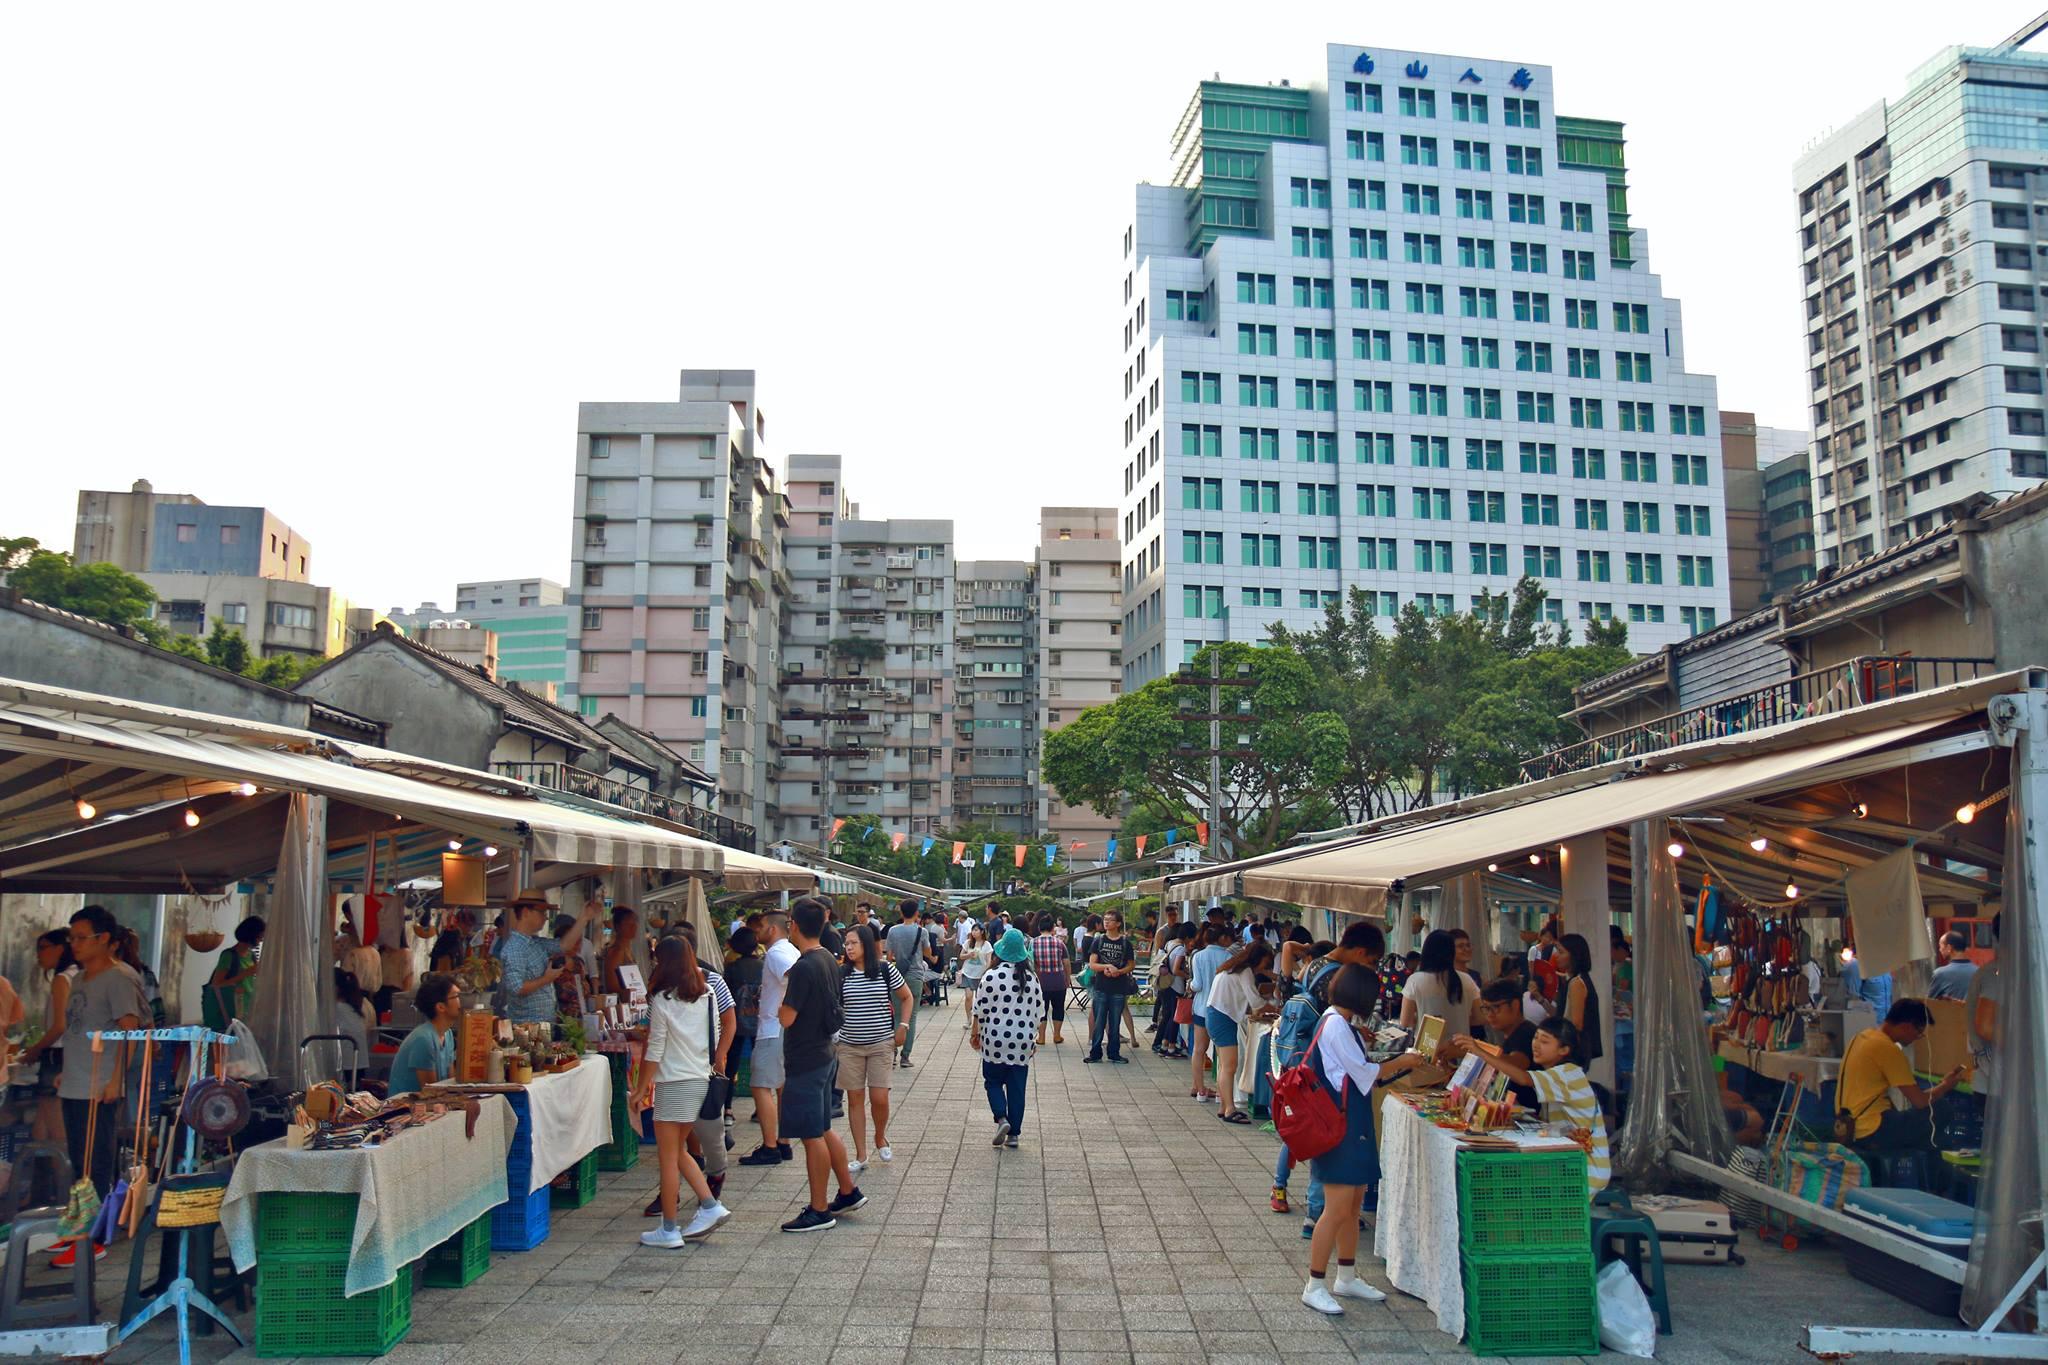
[1590,1188,1672,1336]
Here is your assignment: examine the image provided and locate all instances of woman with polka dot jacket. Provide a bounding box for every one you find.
[970,928,1047,1151]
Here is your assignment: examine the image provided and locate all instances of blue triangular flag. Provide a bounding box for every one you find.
[1044,845,1055,867]
[921,837,934,857]
[982,843,995,866]
[1165,829,1178,846]
[863,825,877,840]
[1106,837,1117,861]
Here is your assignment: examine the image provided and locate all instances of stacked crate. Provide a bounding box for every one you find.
[490,1091,550,1251]
[421,1215,491,1288]
[1455,1149,1599,1356]
[252,1192,411,1357]
[593,1051,639,1171]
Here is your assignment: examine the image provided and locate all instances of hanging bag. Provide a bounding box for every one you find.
[1271,1015,1349,1162]
[698,990,731,1121]
[120,1034,155,1238]
[55,1046,104,1240]
[1831,1033,1891,1145]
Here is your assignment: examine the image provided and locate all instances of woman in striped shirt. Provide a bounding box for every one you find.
[837,924,912,1174]
[1450,1017,1610,1191]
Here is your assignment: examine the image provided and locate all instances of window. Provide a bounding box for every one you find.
[1355,378,1394,411]
[1622,501,1661,534]
[1468,541,1510,575]
[1349,179,1387,212]
[1413,487,1453,520]
[1668,404,1707,436]
[1236,323,1277,355]
[1409,434,1450,466]
[1240,534,1281,566]
[1457,236,1495,269]
[1613,302,1649,333]
[1401,232,1442,264]
[1462,337,1500,369]
[1180,371,1223,403]
[1572,447,1607,479]
[1619,401,1655,432]
[1509,241,1546,274]
[1680,605,1718,635]
[1625,552,1664,585]
[1503,96,1540,128]
[1621,450,1658,483]
[1238,374,1280,407]
[1456,188,1495,220]
[1294,327,1336,359]
[1238,426,1280,460]
[1672,453,1710,486]
[590,436,611,459]
[1238,479,1280,513]
[1180,530,1224,564]
[1574,497,1610,531]
[1181,476,1223,510]
[1399,134,1438,166]
[1514,340,1552,373]
[1296,537,1340,570]
[1452,91,1488,123]
[1467,490,1506,523]
[1406,331,1448,365]
[1563,298,1595,330]
[220,602,247,625]
[1515,390,1554,423]
[1408,383,1448,416]
[1506,145,1542,175]
[1460,286,1499,319]
[1295,432,1338,464]
[1401,183,1440,215]
[1351,277,1391,310]
[1350,227,1389,260]
[1235,272,1278,304]
[1512,290,1549,323]
[1398,87,1436,118]
[1523,545,1562,578]
[1357,484,1396,516]
[1569,397,1604,430]
[1354,328,1392,361]
[1507,192,1545,225]
[1411,539,1452,573]
[1466,437,1504,470]
[1357,537,1398,571]
[175,522,197,542]
[692,606,711,630]
[1181,423,1223,458]
[1289,176,1330,208]
[1519,493,1560,525]
[1356,431,1395,463]
[269,603,315,630]
[1519,441,1558,474]
[1463,386,1502,419]
[1404,282,1445,314]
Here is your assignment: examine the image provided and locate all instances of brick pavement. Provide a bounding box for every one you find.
[103,995,1959,1363]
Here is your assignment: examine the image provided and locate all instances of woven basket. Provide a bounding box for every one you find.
[183,931,225,953]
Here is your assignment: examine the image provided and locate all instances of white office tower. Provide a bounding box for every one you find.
[1796,39,2048,568]
[1120,45,1729,685]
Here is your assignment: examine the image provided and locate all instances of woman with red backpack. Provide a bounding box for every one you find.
[1295,964,1427,1316]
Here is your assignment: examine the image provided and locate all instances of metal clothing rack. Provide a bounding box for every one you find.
[95,1027,241,1365]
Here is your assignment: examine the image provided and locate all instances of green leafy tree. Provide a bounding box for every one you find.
[1042,640,1347,857]
[204,620,253,675]
[6,548,159,632]
[249,652,316,688]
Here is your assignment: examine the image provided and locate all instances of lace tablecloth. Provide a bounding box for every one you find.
[223,1095,515,1297]
[1373,1093,1466,1339]
[519,1058,612,1193]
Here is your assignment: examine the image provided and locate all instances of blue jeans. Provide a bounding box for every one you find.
[1274,1144,1325,1219]
[1089,989,1124,1059]
[1155,988,1181,1051]
[983,1061,1028,1137]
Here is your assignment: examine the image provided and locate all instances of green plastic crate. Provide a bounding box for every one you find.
[1455,1148,1590,1253]
[1460,1249,1599,1357]
[551,1151,598,1209]
[254,1258,412,1357]
[594,1124,640,1172]
[421,1214,490,1288]
[254,1191,358,1263]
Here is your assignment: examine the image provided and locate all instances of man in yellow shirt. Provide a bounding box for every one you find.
[1837,999,1966,1154]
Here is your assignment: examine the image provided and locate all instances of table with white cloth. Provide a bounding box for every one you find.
[222,1095,516,1297]
[1373,1092,1470,1340]
[512,1058,613,1193]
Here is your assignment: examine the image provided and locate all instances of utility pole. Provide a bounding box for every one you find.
[1208,647,1222,868]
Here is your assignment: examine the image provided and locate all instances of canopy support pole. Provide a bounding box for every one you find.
[1560,831,1616,1090]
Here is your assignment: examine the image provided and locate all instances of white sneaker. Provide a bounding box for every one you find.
[681,1202,730,1241]
[1301,1280,1344,1315]
[639,1226,686,1249]
[1331,1273,1386,1302]
[848,1159,865,1176]
[875,1146,892,1162]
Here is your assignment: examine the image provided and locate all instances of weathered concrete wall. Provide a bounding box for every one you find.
[1972,510,2048,673]
[0,608,310,723]
[296,642,497,769]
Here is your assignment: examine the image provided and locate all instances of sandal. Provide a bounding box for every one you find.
[1218,1111,1251,1124]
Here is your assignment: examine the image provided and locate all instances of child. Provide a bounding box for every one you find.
[1450,1017,1609,1191]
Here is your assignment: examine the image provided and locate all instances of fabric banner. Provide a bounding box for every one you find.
[1844,847,1931,977]
[892,833,907,851]
[983,842,996,866]
[829,817,845,841]
[1198,821,1210,845]
[1165,829,1177,846]
[952,841,966,863]
[1013,845,1027,868]
[921,837,934,857]
[1044,846,1055,867]
[1106,837,1117,861]
[1135,834,1148,856]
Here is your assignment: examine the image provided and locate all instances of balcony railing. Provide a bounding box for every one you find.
[1521,655,1994,782]
[492,760,756,851]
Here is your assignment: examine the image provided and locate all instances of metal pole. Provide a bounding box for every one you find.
[1209,647,1222,859]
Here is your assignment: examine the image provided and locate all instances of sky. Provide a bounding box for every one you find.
[0,0,2026,610]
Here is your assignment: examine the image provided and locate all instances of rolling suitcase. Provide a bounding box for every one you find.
[1632,1194,1743,1265]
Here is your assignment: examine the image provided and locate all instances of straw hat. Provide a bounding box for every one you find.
[508,888,551,909]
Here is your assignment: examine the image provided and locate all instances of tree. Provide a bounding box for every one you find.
[204,620,253,675]
[249,652,316,688]
[1042,640,1348,857]
[6,548,158,632]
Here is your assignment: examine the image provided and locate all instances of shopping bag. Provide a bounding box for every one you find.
[55,1052,103,1240]
[1596,1259,1657,1357]
[224,1020,268,1081]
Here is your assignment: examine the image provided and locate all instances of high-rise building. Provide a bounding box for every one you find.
[953,560,1036,835]
[74,480,311,581]
[1035,508,1122,851]
[1718,412,1811,616]
[1120,46,1730,684]
[453,578,570,688]
[1760,452,1818,605]
[1795,39,2048,570]
[566,370,784,847]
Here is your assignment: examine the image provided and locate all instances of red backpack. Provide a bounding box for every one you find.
[1271,1015,1349,1162]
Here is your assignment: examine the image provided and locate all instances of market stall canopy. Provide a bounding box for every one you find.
[643,845,824,897]
[1162,715,1958,914]
[0,678,724,889]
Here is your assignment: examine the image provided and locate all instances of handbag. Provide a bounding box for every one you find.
[1830,1034,1889,1144]
[698,991,731,1121]
[1271,1016,1349,1163]
[1174,994,1195,1025]
[56,1048,104,1240]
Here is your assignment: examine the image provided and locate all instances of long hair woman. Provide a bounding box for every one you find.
[839,923,912,1173]
[1555,932,1604,1066]
[1400,930,1480,1038]
[971,928,1046,1149]
[957,927,992,1031]
[630,935,732,1248]
[1302,965,1426,1315]
[19,930,74,1144]
[1206,940,1275,1123]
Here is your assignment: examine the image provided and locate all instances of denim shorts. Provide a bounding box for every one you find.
[1205,1007,1240,1048]
[781,1058,839,1141]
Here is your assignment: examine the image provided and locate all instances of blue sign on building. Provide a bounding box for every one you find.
[1510,67,1533,90]
[1352,52,1374,73]
[1404,60,1429,79]
[1459,67,1483,84]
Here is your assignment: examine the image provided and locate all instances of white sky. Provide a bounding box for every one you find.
[0,1,2024,610]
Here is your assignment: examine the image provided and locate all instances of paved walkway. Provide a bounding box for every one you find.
[102,997,1959,1363]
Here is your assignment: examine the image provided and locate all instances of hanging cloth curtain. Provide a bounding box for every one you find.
[244,793,332,1092]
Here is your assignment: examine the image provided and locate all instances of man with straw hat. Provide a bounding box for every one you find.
[500,888,599,1025]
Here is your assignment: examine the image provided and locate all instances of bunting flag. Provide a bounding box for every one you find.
[1013,844,1027,868]
[952,841,966,863]
[1106,837,1117,861]
[982,842,996,867]
[892,832,907,851]
[1044,845,1056,867]
[1198,821,1210,845]
[1165,829,1177,846]
[863,825,877,840]
[1135,834,1148,857]
[830,817,845,841]
[921,837,935,857]
[1070,841,1084,851]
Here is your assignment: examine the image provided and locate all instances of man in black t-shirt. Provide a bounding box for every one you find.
[776,898,865,1233]
[1456,978,1541,1112]
[1085,911,1138,1063]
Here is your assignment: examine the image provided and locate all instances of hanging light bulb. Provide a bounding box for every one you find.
[483,845,499,858]
[447,839,462,852]
[1527,853,1541,866]
[183,807,202,828]
[1486,862,1499,873]
[1840,945,1856,963]
[1749,833,1769,853]
[1852,801,1870,820]
[1955,802,1976,825]
[238,781,258,797]
[1783,881,1800,900]
[75,799,97,821]
[1667,840,1685,859]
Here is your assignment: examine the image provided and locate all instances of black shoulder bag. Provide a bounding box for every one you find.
[699,990,732,1120]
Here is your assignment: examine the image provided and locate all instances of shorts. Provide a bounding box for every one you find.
[836,1038,894,1091]
[1041,981,1066,1023]
[654,1076,708,1124]
[781,1059,839,1141]
[750,1034,786,1089]
[1206,1008,1240,1048]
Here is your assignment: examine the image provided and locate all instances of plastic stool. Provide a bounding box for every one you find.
[0,1213,96,1331]
[0,1142,72,1226]
[1591,1203,1672,1336]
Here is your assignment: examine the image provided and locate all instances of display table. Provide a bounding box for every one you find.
[513,1059,613,1194]
[222,1095,516,1297]
[1717,1038,1842,1084]
[1374,1093,1469,1339]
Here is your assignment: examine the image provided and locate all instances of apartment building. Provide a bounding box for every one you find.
[954,560,1036,835]
[1718,412,1811,616]
[1795,40,2048,569]
[1760,452,1818,604]
[1119,45,1730,685]
[565,370,785,847]
[1035,508,1123,851]
[74,480,311,581]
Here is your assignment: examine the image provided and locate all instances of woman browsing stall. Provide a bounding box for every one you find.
[631,936,734,1249]
[1448,1017,1610,1191]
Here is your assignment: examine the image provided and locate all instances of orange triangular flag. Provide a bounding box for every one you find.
[952,841,966,863]
[1014,845,1027,868]
[1135,834,1148,856]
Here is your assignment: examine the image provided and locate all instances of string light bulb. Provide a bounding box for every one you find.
[183,808,202,828]
[1527,853,1541,866]
[1486,862,1499,873]
[483,845,499,858]
[447,839,462,852]
[75,799,97,821]
[1955,802,1976,825]
[1783,881,1800,900]
[1840,945,1856,963]
[238,781,258,797]
[1852,802,1870,820]
[1750,834,1770,853]
[1667,840,1685,859]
